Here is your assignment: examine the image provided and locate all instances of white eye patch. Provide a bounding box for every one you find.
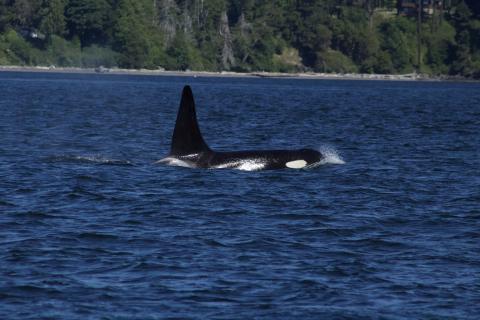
[285,160,307,169]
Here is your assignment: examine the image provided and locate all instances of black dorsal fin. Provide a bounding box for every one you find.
[170,86,211,155]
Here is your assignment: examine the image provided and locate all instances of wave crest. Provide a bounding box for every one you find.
[46,155,132,166]
[318,145,345,165]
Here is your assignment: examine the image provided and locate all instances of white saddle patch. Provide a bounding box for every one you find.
[286,159,307,169]
[213,160,266,171]
[155,157,194,168]
[237,160,266,171]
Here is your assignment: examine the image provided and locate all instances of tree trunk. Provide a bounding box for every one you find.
[366,0,375,29]
[219,11,235,70]
[416,0,422,71]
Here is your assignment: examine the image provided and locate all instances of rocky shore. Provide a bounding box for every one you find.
[0,65,469,81]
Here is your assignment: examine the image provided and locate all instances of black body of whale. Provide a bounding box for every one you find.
[158,86,323,171]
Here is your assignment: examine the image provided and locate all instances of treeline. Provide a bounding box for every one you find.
[0,0,479,77]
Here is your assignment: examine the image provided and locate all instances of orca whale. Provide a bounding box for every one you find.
[157,85,324,171]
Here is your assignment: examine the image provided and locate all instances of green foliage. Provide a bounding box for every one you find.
[379,17,417,73]
[11,0,42,29]
[470,19,480,51]
[0,0,479,77]
[113,0,165,69]
[315,49,358,73]
[272,47,303,73]
[424,21,456,74]
[293,1,334,66]
[465,0,480,17]
[230,10,288,72]
[47,35,82,66]
[81,45,118,67]
[0,29,47,65]
[66,0,111,46]
[0,33,13,64]
[360,50,395,74]
[0,3,13,32]
[243,22,285,71]
[40,0,66,37]
[165,33,203,70]
[449,1,478,76]
[329,7,379,68]
[454,0,473,28]
[3,29,34,65]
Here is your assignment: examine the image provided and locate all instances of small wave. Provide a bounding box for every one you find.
[7,284,63,296]
[46,155,132,166]
[318,145,345,165]
[78,232,118,241]
[0,199,15,207]
[13,211,55,219]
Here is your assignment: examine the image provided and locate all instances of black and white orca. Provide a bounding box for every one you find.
[157,85,324,171]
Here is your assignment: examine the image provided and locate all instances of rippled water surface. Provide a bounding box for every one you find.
[1,72,479,319]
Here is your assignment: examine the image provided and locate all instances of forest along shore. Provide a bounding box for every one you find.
[1,2,479,79]
[0,65,464,81]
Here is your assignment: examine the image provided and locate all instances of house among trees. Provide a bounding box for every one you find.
[397,0,452,16]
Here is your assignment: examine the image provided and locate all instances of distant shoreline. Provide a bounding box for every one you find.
[0,65,472,82]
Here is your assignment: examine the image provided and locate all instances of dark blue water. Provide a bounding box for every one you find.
[1,72,479,319]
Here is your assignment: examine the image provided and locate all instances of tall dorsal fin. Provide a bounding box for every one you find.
[170,85,211,155]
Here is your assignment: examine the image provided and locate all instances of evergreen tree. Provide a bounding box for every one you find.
[450,0,473,75]
[66,0,112,46]
[12,0,42,29]
[40,0,66,37]
[113,0,164,68]
[464,0,480,17]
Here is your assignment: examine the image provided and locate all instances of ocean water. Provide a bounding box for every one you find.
[0,72,479,319]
